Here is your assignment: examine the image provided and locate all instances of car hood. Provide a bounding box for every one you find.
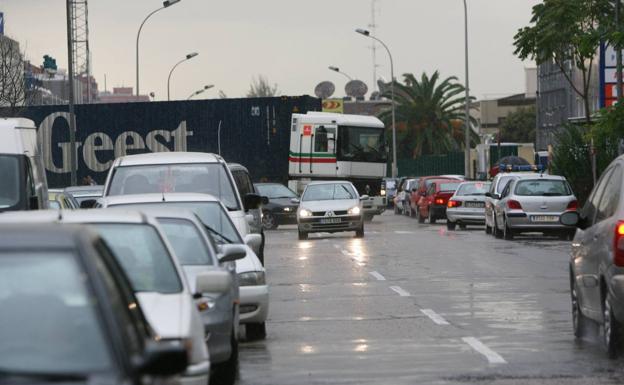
[182,265,220,294]
[136,292,192,339]
[268,197,297,207]
[300,199,359,212]
[235,244,264,274]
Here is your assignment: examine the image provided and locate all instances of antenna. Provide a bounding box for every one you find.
[314,81,336,99]
[69,0,92,103]
[369,0,380,93]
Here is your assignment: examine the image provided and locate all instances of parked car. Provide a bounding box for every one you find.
[0,210,218,385]
[417,179,461,224]
[296,181,365,240]
[102,152,264,258]
[411,176,456,219]
[493,175,577,240]
[254,182,299,230]
[64,185,104,208]
[446,181,492,230]
[394,178,417,215]
[563,155,624,357]
[99,193,270,341]
[484,171,535,235]
[0,223,189,385]
[48,189,79,209]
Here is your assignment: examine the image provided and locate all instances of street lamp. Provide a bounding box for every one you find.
[356,28,397,178]
[463,0,471,179]
[328,66,353,81]
[136,0,181,100]
[187,84,214,100]
[167,52,199,101]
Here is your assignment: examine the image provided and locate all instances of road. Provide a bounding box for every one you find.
[238,212,624,385]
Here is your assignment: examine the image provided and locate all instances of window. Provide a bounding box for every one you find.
[596,166,623,223]
[302,183,357,201]
[582,167,613,226]
[457,182,491,196]
[255,184,297,199]
[337,125,386,163]
[514,179,572,196]
[314,126,336,153]
[232,170,254,197]
[158,218,216,266]
[427,183,436,195]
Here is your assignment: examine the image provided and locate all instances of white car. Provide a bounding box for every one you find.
[99,193,270,340]
[446,181,492,230]
[101,152,263,256]
[296,181,366,240]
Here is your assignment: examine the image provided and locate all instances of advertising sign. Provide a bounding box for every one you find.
[322,99,344,114]
[600,42,623,107]
[0,13,4,35]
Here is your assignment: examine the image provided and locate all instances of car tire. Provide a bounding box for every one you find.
[355,226,365,238]
[604,295,622,359]
[262,211,278,230]
[493,218,503,239]
[571,280,589,339]
[428,210,436,224]
[447,221,456,231]
[418,210,425,224]
[298,230,308,240]
[503,218,514,240]
[247,322,267,341]
[212,330,238,385]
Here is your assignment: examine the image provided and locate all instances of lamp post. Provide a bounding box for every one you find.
[328,66,353,81]
[136,0,181,100]
[356,28,397,178]
[167,52,198,101]
[463,0,471,179]
[187,84,214,100]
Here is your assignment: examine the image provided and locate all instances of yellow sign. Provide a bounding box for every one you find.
[322,99,344,114]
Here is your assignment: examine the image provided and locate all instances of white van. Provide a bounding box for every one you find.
[101,152,264,255]
[0,118,48,212]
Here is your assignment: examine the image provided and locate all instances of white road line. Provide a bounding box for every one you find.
[394,230,415,234]
[389,286,411,297]
[420,309,450,325]
[369,271,386,281]
[461,337,507,364]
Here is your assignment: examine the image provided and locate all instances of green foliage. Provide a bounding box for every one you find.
[247,75,279,98]
[377,71,479,159]
[498,107,536,143]
[593,103,624,172]
[551,124,594,204]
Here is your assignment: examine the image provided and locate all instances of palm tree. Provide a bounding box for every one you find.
[378,71,479,159]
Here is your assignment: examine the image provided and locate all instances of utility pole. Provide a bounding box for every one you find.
[617,0,623,102]
[463,0,471,179]
[66,0,77,186]
[369,0,379,93]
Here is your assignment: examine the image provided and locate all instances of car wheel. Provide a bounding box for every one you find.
[503,218,514,240]
[355,225,365,238]
[447,221,456,231]
[428,210,436,224]
[212,330,238,385]
[262,211,278,230]
[493,217,503,239]
[247,322,267,341]
[418,210,425,224]
[298,230,308,240]
[571,280,589,339]
[604,295,621,358]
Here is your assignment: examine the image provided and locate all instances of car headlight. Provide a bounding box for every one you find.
[299,208,312,218]
[238,271,266,286]
[348,206,361,215]
[380,189,386,196]
[284,206,292,212]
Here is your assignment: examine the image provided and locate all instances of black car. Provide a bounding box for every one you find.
[0,224,188,384]
[64,185,105,208]
[255,183,299,230]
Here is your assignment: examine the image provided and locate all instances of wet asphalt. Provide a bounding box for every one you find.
[236,212,624,385]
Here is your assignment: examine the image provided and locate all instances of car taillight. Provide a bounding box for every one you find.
[507,200,523,210]
[566,200,578,211]
[448,200,462,208]
[435,196,446,205]
[615,221,624,267]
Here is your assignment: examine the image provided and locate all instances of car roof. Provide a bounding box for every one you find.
[254,182,283,186]
[114,152,223,167]
[132,207,199,222]
[0,223,94,250]
[0,209,149,225]
[306,180,353,186]
[64,185,104,194]
[102,193,221,206]
[227,163,248,172]
[511,174,567,182]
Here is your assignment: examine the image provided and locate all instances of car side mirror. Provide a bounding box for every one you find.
[484,192,492,198]
[80,199,97,209]
[29,196,39,210]
[290,198,300,204]
[244,233,262,254]
[360,195,370,201]
[218,244,246,263]
[137,341,188,377]
[492,193,501,200]
[560,211,581,228]
[244,193,262,211]
[195,270,232,294]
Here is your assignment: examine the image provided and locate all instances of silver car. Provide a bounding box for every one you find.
[493,175,578,240]
[296,181,365,240]
[446,181,492,230]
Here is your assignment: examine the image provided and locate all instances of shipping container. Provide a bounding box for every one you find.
[1,96,321,187]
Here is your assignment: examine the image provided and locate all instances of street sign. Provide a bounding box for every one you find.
[0,13,4,35]
[600,42,623,107]
[322,99,344,114]
[303,125,312,136]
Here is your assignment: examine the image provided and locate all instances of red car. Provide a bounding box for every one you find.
[410,176,456,218]
[417,179,461,223]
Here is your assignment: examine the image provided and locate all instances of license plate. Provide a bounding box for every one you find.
[320,218,341,224]
[464,202,484,208]
[531,215,559,222]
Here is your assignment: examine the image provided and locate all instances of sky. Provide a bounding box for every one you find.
[0,0,541,102]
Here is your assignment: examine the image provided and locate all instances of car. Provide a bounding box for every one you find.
[446,181,492,230]
[394,178,417,215]
[417,179,461,224]
[296,181,365,240]
[563,155,624,357]
[64,185,104,208]
[0,210,218,385]
[410,176,456,219]
[0,223,189,385]
[382,178,398,207]
[493,175,578,240]
[254,182,299,230]
[48,189,79,209]
[99,193,270,341]
[102,152,264,257]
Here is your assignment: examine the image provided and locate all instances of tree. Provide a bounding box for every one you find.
[247,75,279,98]
[0,36,29,112]
[513,0,612,124]
[498,106,536,143]
[377,71,479,159]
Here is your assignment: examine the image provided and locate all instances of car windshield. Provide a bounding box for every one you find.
[0,155,20,209]
[0,251,111,374]
[256,184,298,199]
[439,183,460,192]
[95,224,183,293]
[514,179,572,196]
[302,183,357,201]
[107,163,240,210]
[457,182,491,196]
[157,218,216,266]
[337,126,387,163]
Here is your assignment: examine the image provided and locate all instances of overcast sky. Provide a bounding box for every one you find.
[1,0,540,101]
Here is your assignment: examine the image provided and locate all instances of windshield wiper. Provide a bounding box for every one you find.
[0,369,87,382]
[203,224,235,244]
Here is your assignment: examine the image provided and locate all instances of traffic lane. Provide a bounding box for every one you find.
[361,214,624,381]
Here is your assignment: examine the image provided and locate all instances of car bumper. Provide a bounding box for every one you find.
[609,273,624,322]
[446,208,486,224]
[178,360,211,385]
[273,211,298,225]
[299,215,363,233]
[430,205,447,219]
[506,212,573,231]
[239,284,269,324]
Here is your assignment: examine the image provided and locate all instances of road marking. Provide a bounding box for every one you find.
[389,286,411,297]
[461,337,507,364]
[421,309,450,325]
[340,249,351,257]
[369,271,386,281]
[394,230,415,234]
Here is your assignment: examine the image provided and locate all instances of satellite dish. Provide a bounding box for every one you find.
[370,91,380,101]
[314,81,336,99]
[345,80,368,98]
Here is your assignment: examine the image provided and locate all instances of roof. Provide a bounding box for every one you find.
[64,186,104,194]
[102,193,221,206]
[227,163,248,172]
[306,180,353,186]
[0,223,92,250]
[0,209,149,225]
[293,112,385,128]
[115,152,224,167]
[131,207,199,222]
[512,174,567,181]
[0,118,37,155]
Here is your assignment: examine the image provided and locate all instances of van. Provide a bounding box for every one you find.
[0,118,48,212]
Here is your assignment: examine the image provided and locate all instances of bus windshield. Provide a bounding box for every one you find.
[337,126,387,163]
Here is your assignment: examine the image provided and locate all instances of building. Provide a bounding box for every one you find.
[97,87,150,103]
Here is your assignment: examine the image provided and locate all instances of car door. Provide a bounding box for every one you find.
[312,125,337,176]
[496,180,513,228]
[485,176,498,227]
[423,183,436,217]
